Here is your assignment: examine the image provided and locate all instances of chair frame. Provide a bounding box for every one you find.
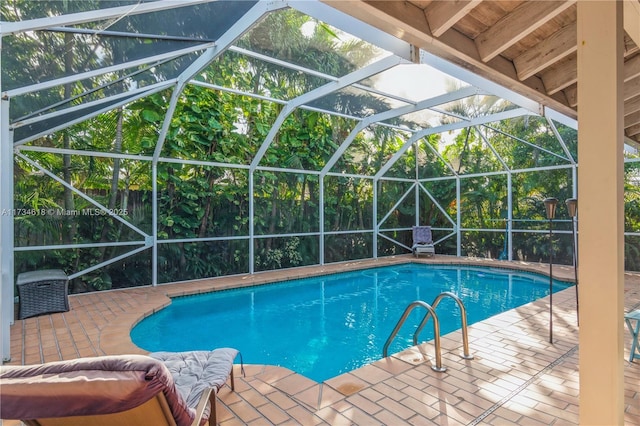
[0,348,242,426]
[412,226,435,258]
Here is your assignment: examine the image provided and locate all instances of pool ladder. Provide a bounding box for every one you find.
[382,292,474,372]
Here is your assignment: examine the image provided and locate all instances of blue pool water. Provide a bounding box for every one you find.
[131,264,571,382]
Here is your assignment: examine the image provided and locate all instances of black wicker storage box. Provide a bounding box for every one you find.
[17,269,69,319]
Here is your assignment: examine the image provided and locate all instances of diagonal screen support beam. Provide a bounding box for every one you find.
[375,108,532,179]
[16,153,150,239]
[249,54,405,171]
[417,182,456,227]
[5,43,214,99]
[0,0,214,35]
[153,1,283,161]
[13,82,174,146]
[474,126,510,171]
[546,116,576,164]
[320,85,481,176]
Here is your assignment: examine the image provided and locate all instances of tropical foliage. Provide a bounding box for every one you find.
[5,4,640,293]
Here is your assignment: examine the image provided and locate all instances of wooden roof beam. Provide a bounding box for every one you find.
[564,74,640,109]
[626,93,640,115]
[564,85,578,108]
[625,110,640,128]
[624,75,640,100]
[626,122,640,137]
[514,22,577,81]
[624,54,640,82]
[425,0,482,37]
[541,55,577,95]
[475,1,576,63]
[354,1,431,40]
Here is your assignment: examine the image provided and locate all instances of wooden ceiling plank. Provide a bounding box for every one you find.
[624,34,640,56]
[541,55,577,95]
[626,122,640,136]
[514,22,577,81]
[624,75,640,100]
[624,54,640,82]
[426,0,482,37]
[624,109,640,128]
[475,1,576,63]
[409,0,431,8]
[625,93,640,115]
[564,85,578,108]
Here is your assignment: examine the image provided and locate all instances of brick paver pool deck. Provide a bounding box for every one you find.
[3,255,640,425]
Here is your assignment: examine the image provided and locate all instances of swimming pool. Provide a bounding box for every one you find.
[131,264,571,382]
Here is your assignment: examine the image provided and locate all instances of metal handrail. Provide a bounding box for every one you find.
[382,300,446,372]
[414,291,474,360]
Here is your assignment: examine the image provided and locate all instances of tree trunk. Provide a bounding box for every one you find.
[198,169,215,238]
[357,187,365,230]
[266,187,278,251]
[63,32,75,245]
[332,186,345,231]
[114,171,131,247]
[107,108,123,211]
[100,107,123,261]
[299,176,306,230]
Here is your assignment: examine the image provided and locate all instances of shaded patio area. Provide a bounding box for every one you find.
[5,256,640,425]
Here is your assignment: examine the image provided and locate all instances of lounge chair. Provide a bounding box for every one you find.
[412,225,435,257]
[625,309,640,362]
[0,348,240,426]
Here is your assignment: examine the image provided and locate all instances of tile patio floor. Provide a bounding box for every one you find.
[2,255,640,425]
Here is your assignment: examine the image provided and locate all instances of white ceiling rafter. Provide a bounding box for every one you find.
[153,1,281,161]
[419,50,543,116]
[289,0,413,61]
[188,80,419,135]
[0,0,213,35]
[482,123,570,163]
[375,107,533,179]
[474,126,510,171]
[12,80,174,132]
[12,82,175,146]
[321,85,482,176]
[249,54,406,170]
[228,45,426,110]
[4,43,213,99]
